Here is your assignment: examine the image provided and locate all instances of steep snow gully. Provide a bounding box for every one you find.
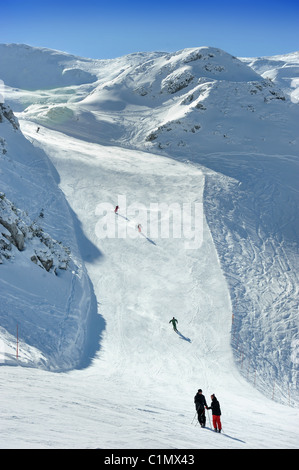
[0,44,298,449]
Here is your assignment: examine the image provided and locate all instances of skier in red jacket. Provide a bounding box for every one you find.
[207,394,222,432]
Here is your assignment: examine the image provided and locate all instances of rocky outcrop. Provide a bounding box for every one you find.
[0,192,70,273]
[0,103,19,130]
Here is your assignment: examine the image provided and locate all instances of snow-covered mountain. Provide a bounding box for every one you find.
[3,44,298,156]
[0,43,298,448]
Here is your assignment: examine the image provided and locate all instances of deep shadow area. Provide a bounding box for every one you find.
[69,204,103,263]
[77,278,106,370]
[61,171,105,370]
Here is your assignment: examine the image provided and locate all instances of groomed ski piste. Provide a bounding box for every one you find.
[0,44,299,449]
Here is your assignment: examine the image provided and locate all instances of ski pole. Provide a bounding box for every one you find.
[191,412,197,424]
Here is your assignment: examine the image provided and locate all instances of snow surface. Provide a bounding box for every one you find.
[0,44,299,449]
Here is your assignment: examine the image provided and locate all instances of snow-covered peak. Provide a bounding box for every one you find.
[0,43,98,90]
[153,46,261,82]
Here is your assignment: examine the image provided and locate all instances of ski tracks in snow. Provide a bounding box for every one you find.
[202,152,299,403]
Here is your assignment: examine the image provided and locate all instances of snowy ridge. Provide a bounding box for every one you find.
[0,101,100,370]
[0,44,299,448]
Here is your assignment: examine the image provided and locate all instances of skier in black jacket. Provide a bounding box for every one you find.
[194,389,207,427]
[207,394,222,432]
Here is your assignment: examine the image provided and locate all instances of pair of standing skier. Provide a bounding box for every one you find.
[194,389,222,432]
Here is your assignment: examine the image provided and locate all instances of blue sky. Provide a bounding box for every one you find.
[1,0,298,59]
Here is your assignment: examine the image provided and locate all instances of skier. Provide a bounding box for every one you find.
[137,223,142,233]
[169,316,178,331]
[114,205,119,214]
[194,389,208,427]
[36,126,40,133]
[207,394,222,432]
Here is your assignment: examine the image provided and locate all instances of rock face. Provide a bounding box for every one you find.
[0,103,19,130]
[0,192,70,273]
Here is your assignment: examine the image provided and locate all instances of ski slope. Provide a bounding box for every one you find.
[0,44,299,448]
[1,120,298,449]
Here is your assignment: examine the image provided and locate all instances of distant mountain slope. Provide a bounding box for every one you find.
[0,43,98,89]
[3,45,298,158]
[240,51,299,103]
